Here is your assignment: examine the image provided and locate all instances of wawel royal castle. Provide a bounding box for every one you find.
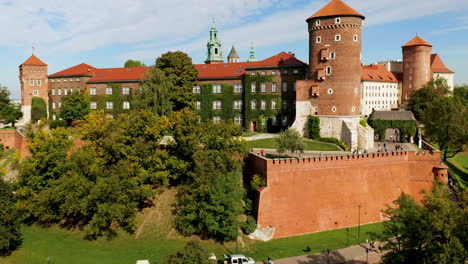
[19,0,454,150]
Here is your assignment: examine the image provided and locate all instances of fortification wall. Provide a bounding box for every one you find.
[0,130,29,158]
[247,151,440,238]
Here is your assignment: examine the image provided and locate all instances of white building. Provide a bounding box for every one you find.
[431,54,455,91]
[361,64,400,116]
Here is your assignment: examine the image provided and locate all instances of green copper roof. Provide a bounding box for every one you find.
[205,20,224,63]
[247,43,257,62]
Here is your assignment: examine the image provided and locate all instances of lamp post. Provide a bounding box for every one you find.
[358,205,361,241]
[418,124,424,149]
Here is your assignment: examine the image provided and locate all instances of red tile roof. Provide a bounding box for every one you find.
[88,67,151,83]
[361,64,398,83]
[196,52,307,79]
[50,63,96,77]
[402,36,432,48]
[22,55,47,66]
[430,54,454,73]
[307,0,365,20]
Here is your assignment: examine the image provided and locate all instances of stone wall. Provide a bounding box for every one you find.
[0,130,28,159]
[247,151,440,238]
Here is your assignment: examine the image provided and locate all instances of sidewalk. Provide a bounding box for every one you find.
[256,244,383,264]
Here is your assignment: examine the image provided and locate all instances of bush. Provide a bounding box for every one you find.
[251,174,265,190]
[0,143,4,155]
[31,97,47,122]
[242,215,257,234]
[49,120,68,129]
[307,116,320,139]
[318,137,350,151]
[359,119,368,128]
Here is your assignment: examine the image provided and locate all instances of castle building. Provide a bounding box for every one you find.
[227,46,240,63]
[19,55,49,123]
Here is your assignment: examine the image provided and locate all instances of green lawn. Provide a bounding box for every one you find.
[247,138,342,151]
[446,152,468,190]
[0,222,383,264]
[0,149,17,171]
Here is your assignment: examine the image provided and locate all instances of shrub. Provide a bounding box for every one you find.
[242,215,257,234]
[307,116,321,139]
[0,143,4,155]
[49,120,68,129]
[31,97,47,122]
[251,174,266,190]
[318,137,350,151]
[359,119,368,128]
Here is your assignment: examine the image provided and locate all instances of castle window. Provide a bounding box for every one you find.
[234,84,243,93]
[90,87,97,95]
[251,100,257,110]
[335,35,341,41]
[51,89,55,96]
[332,106,337,112]
[251,82,256,93]
[213,116,221,123]
[37,80,42,86]
[58,88,62,96]
[293,69,299,74]
[326,66,332,75]
[70,88,74,93]
[261,100,267,110]
[293,101,296,109]
[213,84,222,94]
[327,88,333,94]
[272,70,277,75]
[51,80,55,83]
[261,83,266,93]
[192,85,201,94]
[59,102,61,109]
[316,20,320,26]
[29,80,34,86]
[282,82,288,92]
[196,101,201,110]
[272,83,277,92]
[215,48,218,55]
[53,114,56,120]
[123,101,130,110]
[63,79,67,82]
[64,88,68,96]
[283,69,288,74]
[70,79,74,82]
[234,116,243,125]
[123,87,130,95]
[282,101,288,110]
[106,101,113,110]
[293,82,296,91]
[330,52,336,59]
[76,79,80,82]
[261,71,266,76]
[52,102,56,110]
[271,99,278,110]
[234,100,243,110]
[335,17,341,24]
[57,79,61,83]
[316,36,321,43]
[106,87,113,95]
[272,116,277,126]
[353,35,358,42]
[213,100,222,110]
[352,106,356,112]
[261,118,266,126]
[282,116,288,126]
[251,72,257,76]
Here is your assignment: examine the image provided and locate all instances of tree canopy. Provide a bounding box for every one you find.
[379,184,467,264]
[133,68,174,117]
[162,241,212,264]
[0,178,22,256]
[407,77,450,120]
[155,51,198,111]
[59,91,90,126]
[275,128,305,156]
[0,86,23,127]
[124,60,146,67]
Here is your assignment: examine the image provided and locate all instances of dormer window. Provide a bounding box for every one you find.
[335,17,341,24]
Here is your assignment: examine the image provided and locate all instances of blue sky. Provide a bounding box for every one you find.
[1,0,467,99]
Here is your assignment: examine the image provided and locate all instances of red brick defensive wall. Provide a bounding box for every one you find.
[246,151,442,238]
[0,129,28,159]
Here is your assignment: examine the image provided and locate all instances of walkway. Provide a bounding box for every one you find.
[256,243,383,264]
[241,133,278,141]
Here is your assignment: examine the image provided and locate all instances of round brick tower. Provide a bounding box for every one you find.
[402,36,432,105]
[307,0,364,116]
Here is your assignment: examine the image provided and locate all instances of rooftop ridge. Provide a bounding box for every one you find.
[307,0,365,21]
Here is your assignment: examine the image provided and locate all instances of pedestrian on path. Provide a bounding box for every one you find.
[268,256,274,264]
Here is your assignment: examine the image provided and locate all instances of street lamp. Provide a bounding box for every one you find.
[418,123,424,149]
[358,205,361,241]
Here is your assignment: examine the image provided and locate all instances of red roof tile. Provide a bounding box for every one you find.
[361,64,399,83]
[22,55,47,66]
[88,67,151,83]
[307,0,365,20]
[402,36,432,48]
[196,52,307,79]
[430,54,454,73]
[50,63,96,77]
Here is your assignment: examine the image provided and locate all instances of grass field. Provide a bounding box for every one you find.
[0,149,16,170]
[446,152,468,190]
[247,138,341,152]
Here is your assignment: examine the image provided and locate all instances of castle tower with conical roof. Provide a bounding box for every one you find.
[402,35,432,105]
[205,21,224,64]
[19,54,49,123]
[227,46,240,63]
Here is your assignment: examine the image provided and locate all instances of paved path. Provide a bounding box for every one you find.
[242,133,278,141]
[256,244,383,264]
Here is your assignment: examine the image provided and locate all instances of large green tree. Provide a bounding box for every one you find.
[0,86,23,127]
[454,85,468,102]
[155,51,198,111]
[423,96,467,161]
[379,184,467,264]
[407,77,450,120]
[275,128,305,156]
[59,91,90,126]
[0,178,22,256]
[124,60,146,67]
[133,68,174,117]
[162,241,212,264]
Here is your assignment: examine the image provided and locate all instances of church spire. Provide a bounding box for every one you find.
[247,42,257,62]
[228,46,240,63]
[205,20,224,64]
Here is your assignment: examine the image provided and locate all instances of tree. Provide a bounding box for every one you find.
[407,77,450,120]
[308,116,320,139]
[133,68,174,117]
[59,91,90,126]
[379,184,467,264]
[423,96,467,161]
[162,241,212,264]
[275,128,305,156]
[155,51,199,111]
[124,60,146,67]
[0,178,22,256]
[31,97,47,122]
[454,85,468,103]
[0,86,23,127]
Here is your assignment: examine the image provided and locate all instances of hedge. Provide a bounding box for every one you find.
[31,97,47,122]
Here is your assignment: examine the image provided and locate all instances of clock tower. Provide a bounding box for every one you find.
[205,21,224,64]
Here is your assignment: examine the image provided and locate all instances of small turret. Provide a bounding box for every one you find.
[227,46,240,63]
[433,163,449,184]
[247,43,257,62]
[205,20,224,64]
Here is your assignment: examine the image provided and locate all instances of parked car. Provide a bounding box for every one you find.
[223,254,255,264]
